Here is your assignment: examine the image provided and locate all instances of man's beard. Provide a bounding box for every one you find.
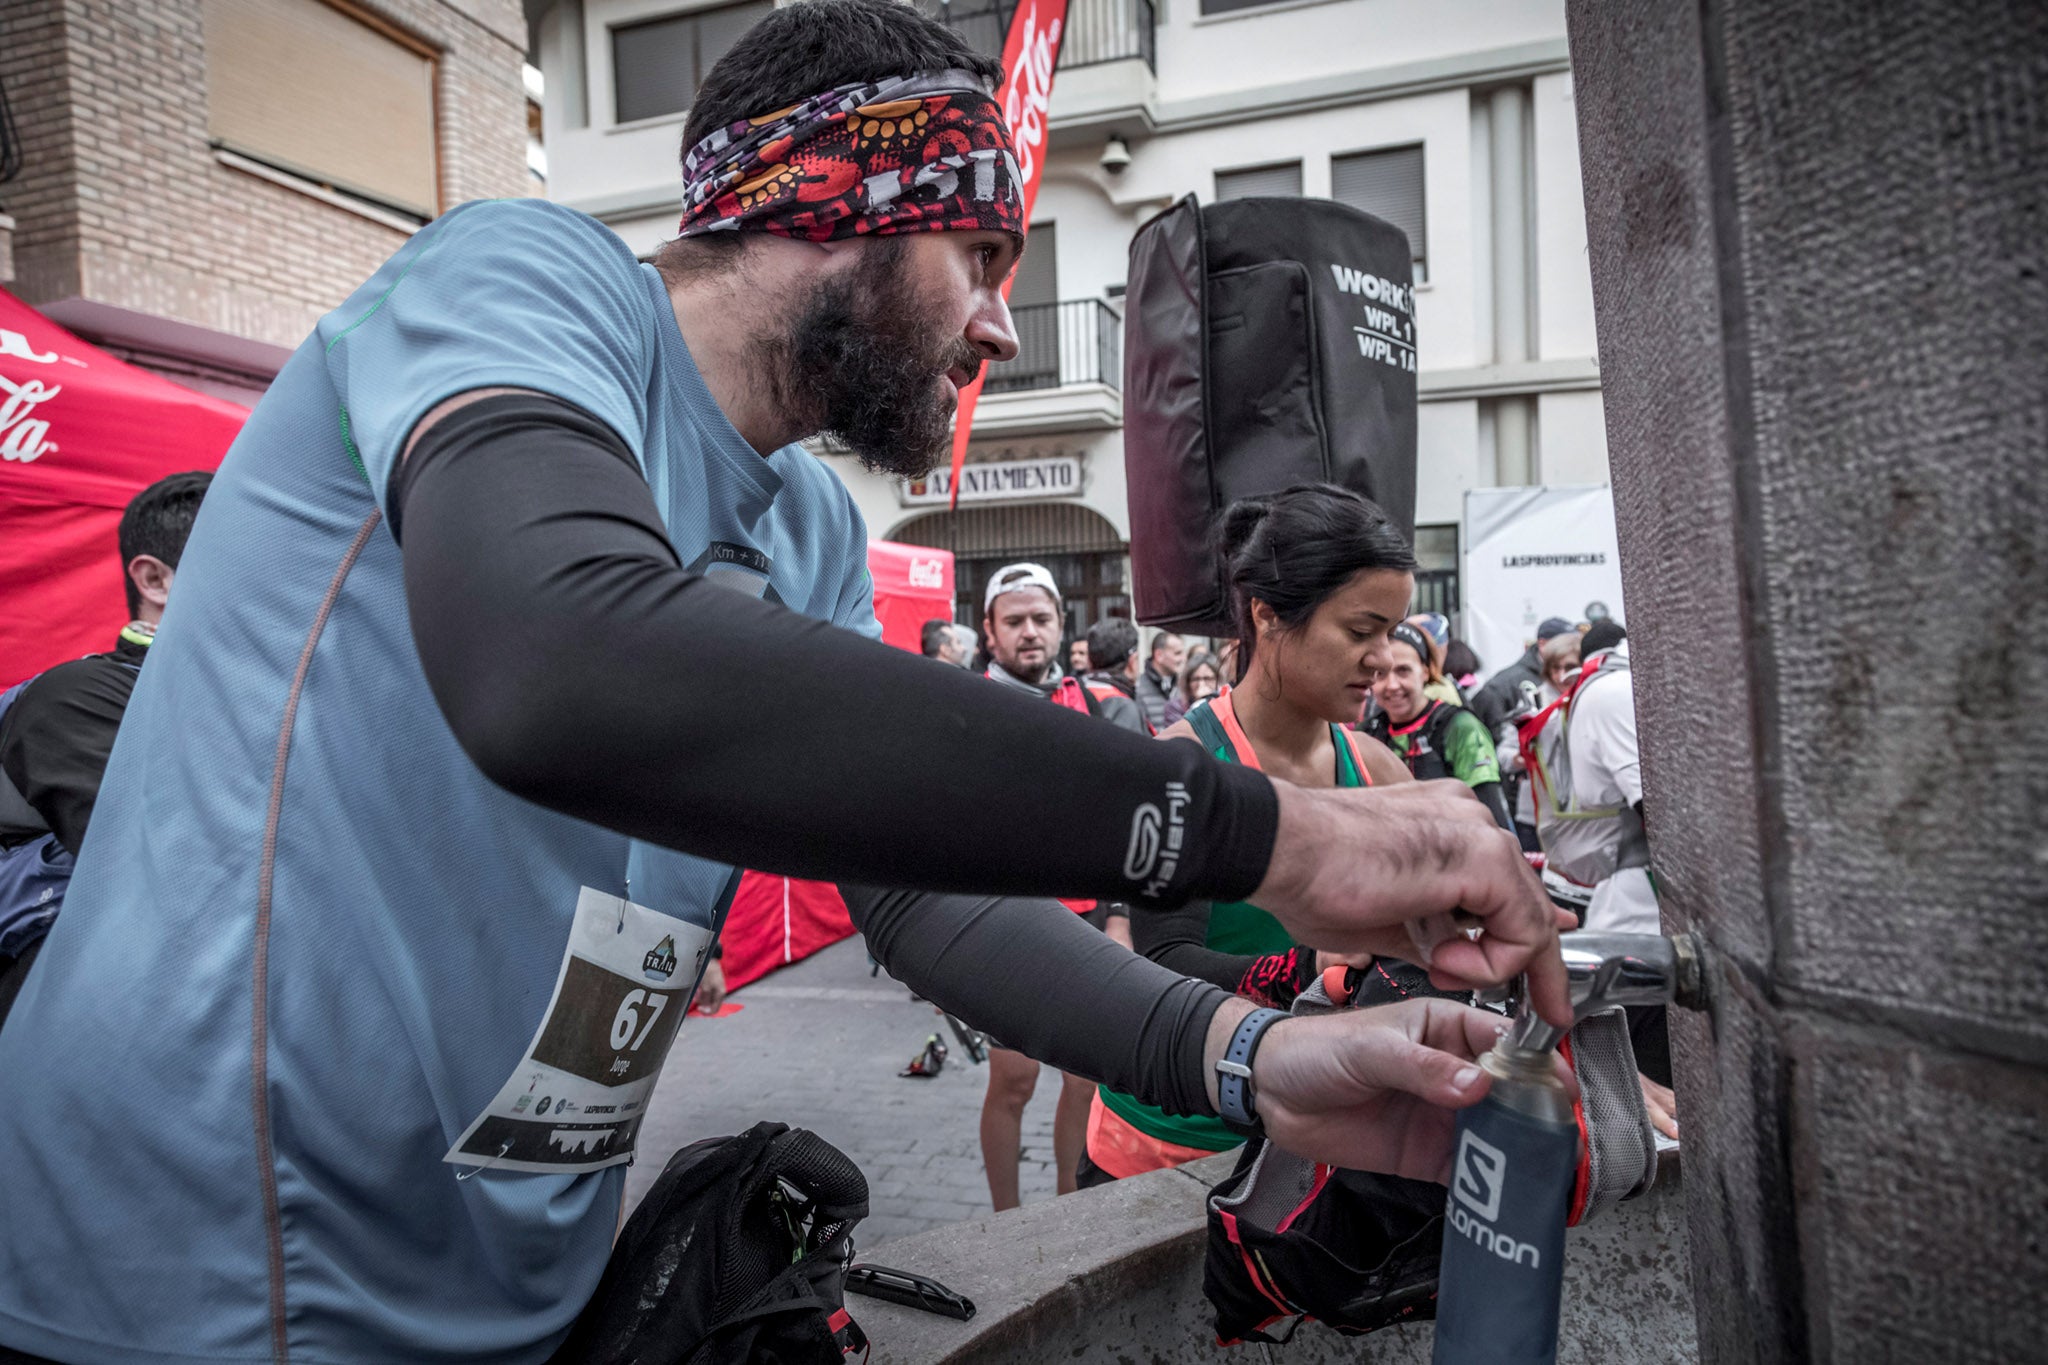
[761,238,983,478]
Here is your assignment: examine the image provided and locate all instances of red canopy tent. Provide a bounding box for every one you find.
[0,287,249,686]
[719,540,955,991]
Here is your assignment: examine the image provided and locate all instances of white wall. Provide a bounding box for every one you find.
[1537,389,1609,485]
[1417,398,1482,525]
[1532,70,1597,361]
[1151,0,1566,107]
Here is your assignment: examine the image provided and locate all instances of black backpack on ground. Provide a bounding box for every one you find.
[553,1121,870,1365]
[1122,194,1418,635]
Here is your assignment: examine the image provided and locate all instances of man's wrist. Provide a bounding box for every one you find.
[1171,762,1279,907]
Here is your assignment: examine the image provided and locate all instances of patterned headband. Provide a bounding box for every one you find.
[677,70,1024,242]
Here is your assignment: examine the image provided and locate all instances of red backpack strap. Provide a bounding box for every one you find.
[1335,726,1377,788]
[1208,690,1264,773]
[1050,676,1095,717]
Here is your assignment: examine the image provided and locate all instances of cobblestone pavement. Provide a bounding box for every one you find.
[625,934,1068,1243]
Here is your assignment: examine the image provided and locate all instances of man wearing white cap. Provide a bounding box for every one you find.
[975,561,1145,1209]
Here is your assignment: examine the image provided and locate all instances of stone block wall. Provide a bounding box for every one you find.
[0,0,532,354]
[1565,1,2048,1359]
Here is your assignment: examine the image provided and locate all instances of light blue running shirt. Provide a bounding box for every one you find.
[0,199,879,1364]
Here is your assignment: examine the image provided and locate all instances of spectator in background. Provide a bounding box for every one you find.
[1163,649,1224,728]
[1501,631,1585,855]
[976,563,1141,1209]
[1406,613,1462,707]
[1067,639,1091,675]
[921,617,971,666]
[1082,618,1148,717]
[1470,616,1574,742]
[0,471,212,1026]
[1470,615,1574,848]
[1524,620,1672,1120]
[948,623,979,669]
[1445,638,1483,698]
[1135,631,1183,732]
[1365,622,1514,831]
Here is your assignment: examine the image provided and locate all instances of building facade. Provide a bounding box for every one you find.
[0,0,534,405]
[538,0,1606,642]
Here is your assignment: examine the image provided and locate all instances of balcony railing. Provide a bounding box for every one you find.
[1060,0,1155,70]
[985,299,1122,395]
[921,0,1156,73]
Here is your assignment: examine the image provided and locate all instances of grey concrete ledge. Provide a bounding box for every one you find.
[852,1149,1695,1364]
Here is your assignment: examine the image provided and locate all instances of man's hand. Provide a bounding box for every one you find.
[1640,1072,1678,1140]
[1250,780,1574,1026]
[690,959,727,1014]
[1242,999,1530,1183]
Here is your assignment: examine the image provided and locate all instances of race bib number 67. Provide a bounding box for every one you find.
[445,887,713,1174]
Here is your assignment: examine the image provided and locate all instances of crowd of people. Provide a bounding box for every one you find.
[0,2,1647,1359]
[909,516,1668,1204]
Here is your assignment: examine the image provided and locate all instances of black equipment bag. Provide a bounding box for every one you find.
[552,1121,870,1365]
[1204,962,1452,1345]
[1122,194,1418,634]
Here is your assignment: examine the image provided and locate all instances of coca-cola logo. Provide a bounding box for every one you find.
[0,326,67,464]
[1002,4,1062,192]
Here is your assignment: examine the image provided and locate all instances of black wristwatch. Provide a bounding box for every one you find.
[1214,1007,1288,1138]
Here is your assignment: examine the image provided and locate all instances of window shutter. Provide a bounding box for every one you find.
[1214,161,1302,201]
[1332,145,1426,274]
[203,0,439,217]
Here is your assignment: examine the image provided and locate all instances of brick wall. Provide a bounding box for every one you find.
[0,0,531,356]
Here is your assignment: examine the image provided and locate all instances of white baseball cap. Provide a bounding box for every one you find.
[983,562,1062,611]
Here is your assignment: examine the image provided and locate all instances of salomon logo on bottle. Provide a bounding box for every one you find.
[1448,1130,1539,1267]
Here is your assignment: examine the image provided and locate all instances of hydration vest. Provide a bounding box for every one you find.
[1515,650,1649,888]
[1361,699,1463,783]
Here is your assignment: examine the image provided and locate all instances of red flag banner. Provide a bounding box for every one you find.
[947,0,1068,508]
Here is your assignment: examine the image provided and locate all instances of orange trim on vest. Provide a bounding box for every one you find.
[1209,690,1263,772]
[1212,690,1375,787]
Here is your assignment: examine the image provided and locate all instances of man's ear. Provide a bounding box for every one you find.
[128,554,174,611]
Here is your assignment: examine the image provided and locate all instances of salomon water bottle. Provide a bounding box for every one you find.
[1430,1037,1577,1365]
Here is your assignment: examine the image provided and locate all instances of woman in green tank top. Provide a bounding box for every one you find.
[1083,484,1420,1183]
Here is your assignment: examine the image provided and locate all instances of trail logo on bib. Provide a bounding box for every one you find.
[643,934,679,981]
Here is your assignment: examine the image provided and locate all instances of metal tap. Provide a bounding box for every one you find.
[1480,931,1708,1054]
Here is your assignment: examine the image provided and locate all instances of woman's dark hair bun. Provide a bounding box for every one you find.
[1216,482,1416,679]
[1217,496,1275,562]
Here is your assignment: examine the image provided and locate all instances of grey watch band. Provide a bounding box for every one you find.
[1215,1007,1287,1136]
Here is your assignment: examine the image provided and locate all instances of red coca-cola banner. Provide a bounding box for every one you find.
[0,288,249,686]
[946,0,1068,508]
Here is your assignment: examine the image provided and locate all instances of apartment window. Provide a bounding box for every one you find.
[1214,161,1302,201]
[1412,524,1460,619]
[613,2,773,124]
[202,0,439,218]
[1333,144,1427,280]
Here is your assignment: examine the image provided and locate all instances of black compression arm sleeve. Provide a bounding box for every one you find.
[843,884,1224,1116]
[1130,898,1257,994]
[394,393,1278,906]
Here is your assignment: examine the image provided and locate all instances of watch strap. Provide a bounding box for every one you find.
[1215,1007,1287,1137]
